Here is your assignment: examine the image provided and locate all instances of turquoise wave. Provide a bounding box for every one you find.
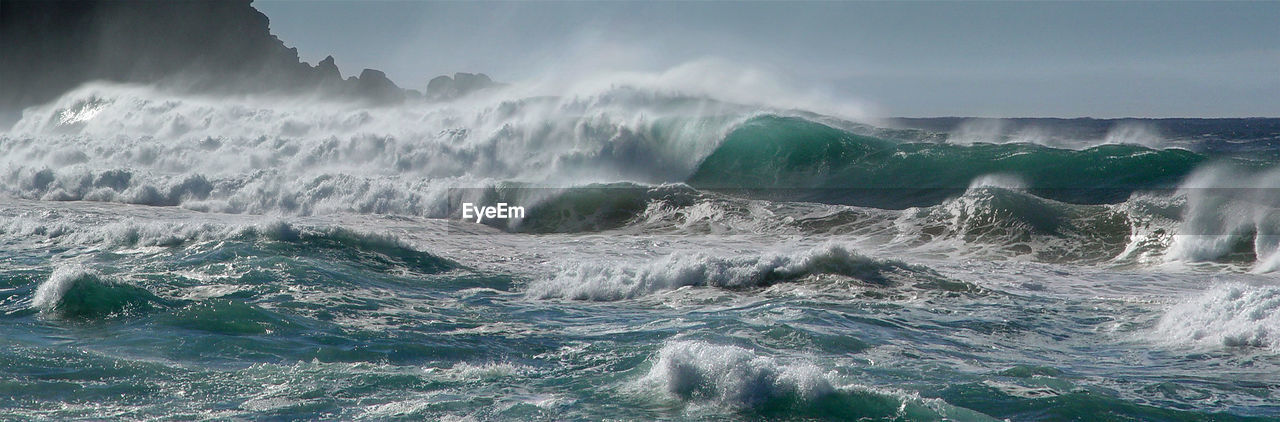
[687,115,1208,208]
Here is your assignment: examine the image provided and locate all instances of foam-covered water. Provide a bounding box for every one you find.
[2,81,1279,420]
[1151,283,1280,350]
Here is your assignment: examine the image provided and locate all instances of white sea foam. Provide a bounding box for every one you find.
[527,243,921,300]
[426,362,532,382]
[1,79,771,216]
[634,340,992,419]
[637,340,835,408]
[1150,283,1280,350]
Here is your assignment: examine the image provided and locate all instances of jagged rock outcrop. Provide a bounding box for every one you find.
[0,0,409,120]
[354,69,406,104]
[426,73,500,100]
[316,56,343,82]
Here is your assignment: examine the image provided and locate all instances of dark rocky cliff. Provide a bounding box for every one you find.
[0,0,405,116]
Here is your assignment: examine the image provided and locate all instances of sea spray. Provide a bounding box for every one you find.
[1167,164,1280,272]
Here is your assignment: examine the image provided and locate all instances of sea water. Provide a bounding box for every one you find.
[1,82,1278,420]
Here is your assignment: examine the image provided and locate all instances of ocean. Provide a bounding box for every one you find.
[1,82,1278,420]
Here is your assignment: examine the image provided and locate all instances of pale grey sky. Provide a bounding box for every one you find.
[255,1,1280,118]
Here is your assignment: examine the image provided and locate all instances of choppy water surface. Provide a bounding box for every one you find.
[2,84,1279,420]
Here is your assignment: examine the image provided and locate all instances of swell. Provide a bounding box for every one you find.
[450,173,1280,270]
[687,115,1214,209]
[7,220,473,335]
[1,218,457,276]
[449,182,701,233]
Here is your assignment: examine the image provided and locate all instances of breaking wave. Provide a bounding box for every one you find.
[5,81,1280,271]
[2,84,1220,215]
[635,340,993,419]
[1150,283,1280,350]
[32,266,161,319]
[1166,164,1280,273]
[526,243,962,300]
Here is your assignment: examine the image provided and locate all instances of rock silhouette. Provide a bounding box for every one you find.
[0,0,417,122]
[426,73,500,100]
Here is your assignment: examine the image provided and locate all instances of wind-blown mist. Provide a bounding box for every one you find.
[6,71,1280,272]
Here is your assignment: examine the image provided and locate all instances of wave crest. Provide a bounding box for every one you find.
[636,340,990,419]
[640,341,835,408]
[688,115,1205,208]
[527,243,954,300]
[32,266,160,319]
